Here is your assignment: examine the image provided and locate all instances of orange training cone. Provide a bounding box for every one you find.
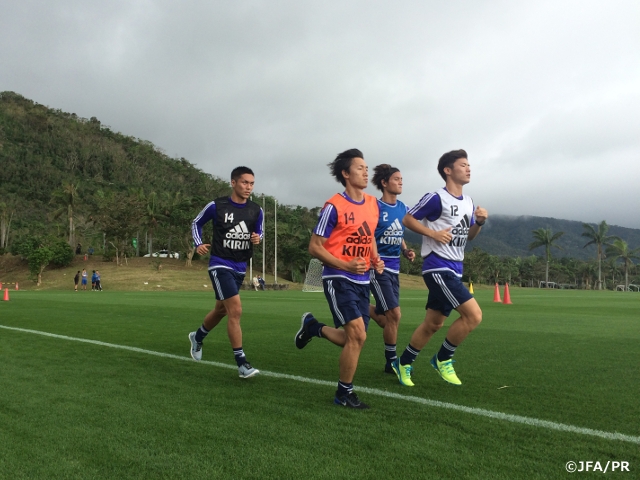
[503,283,512,304]
[493,283,501,302]
[0,282,2,289]
[3,288,9,301]
[15,282,19,291]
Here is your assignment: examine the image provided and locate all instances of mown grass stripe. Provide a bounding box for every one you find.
[2,323,639,445]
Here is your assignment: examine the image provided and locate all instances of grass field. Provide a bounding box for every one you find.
[1,288,639,479]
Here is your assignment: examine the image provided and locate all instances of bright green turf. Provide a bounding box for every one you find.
[1,289,639,479]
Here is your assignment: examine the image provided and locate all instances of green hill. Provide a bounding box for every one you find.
[0,91,319,281]
[0,91,232,217]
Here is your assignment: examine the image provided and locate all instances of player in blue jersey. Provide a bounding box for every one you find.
[188,166,264,379]
[368,164,415,374]
[393,150,488,387]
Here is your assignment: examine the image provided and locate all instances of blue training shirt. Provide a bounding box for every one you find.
[374,199,408,274]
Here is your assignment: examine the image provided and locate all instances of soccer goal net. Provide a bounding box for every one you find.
[302,258,324,292]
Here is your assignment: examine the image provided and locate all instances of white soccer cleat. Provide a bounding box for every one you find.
[188,331,202,361]
[238,362,259,378]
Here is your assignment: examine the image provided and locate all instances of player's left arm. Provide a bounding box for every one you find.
[250,208,264,245]
[468,206,488,240]
[369,240,385,274]
[401,240,416,262]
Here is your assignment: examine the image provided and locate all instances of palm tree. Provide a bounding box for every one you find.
[578,261,598,290]
[161,191,186,255]
[529,227,564,286]
[606,239,640,291]
[140,192,166,255]
[581,221,617,290]
[0,200,15,249]
[129,187,147,257]
[50,181,81,247]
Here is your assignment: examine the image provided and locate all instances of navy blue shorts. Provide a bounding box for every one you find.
[369,269,400,315]
[323,278,370,330]
[209,268,245,301]
[423,271,473,317]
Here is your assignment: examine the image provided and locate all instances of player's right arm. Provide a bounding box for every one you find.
[308,234,368,274]
[309,202,368,275]
[192,201,216,254]
[403,214,451,244]
[404,192,451,244]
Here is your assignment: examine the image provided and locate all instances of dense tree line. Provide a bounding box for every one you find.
[1,91,638,288]
[461,221,639,290]
[0,91,320,281]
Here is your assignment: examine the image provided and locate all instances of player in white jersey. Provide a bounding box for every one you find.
[368,164,415,374]
[393,149,488,387]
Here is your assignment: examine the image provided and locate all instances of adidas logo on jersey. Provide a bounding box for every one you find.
[449,215,470,247]
[345,222,373,244]
[380,218,403,245]
[224,221,251,250]
[342,221,372,257]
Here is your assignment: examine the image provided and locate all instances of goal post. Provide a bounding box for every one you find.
[302,258,324,292]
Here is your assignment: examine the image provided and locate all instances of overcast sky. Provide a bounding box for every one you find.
[2,1,639,228]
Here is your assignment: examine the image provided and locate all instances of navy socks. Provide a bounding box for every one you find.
[400,344,421,366]
[437,338,458,362]
[194,324,210,343]
[233,347,247,366]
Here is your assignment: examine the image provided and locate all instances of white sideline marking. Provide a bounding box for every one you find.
[2,324,639,445]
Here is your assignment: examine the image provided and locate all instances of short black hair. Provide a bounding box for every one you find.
[231,166,255,181]
[328,149,364,186]
[371,164,400,191]
[437,149,467,181]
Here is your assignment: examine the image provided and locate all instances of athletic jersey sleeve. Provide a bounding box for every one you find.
[254,208,264,239]
[192,201,216,247]
[470,201,476,226]
[313,203,337,238]
[408,192,441,222]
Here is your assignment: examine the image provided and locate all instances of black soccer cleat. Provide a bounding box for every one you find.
[295,312,317,349]
[334,391,370,409]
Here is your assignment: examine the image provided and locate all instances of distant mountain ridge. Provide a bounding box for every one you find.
[404,215,640,261]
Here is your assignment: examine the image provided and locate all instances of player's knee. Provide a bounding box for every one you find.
[353,332,367,348]
[386,308,401,325]
[423,318,444,334]
[226,305,242,320]
[465,310,482,328]
[346,329,367,347]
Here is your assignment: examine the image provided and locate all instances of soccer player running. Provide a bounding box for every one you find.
[295,149,384,409]
[189,166,264,379]
[368,164,415,374]
[394,149,488,387]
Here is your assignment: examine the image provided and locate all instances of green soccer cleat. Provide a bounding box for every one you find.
[391,358,414,387]
[430,354,462,385]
